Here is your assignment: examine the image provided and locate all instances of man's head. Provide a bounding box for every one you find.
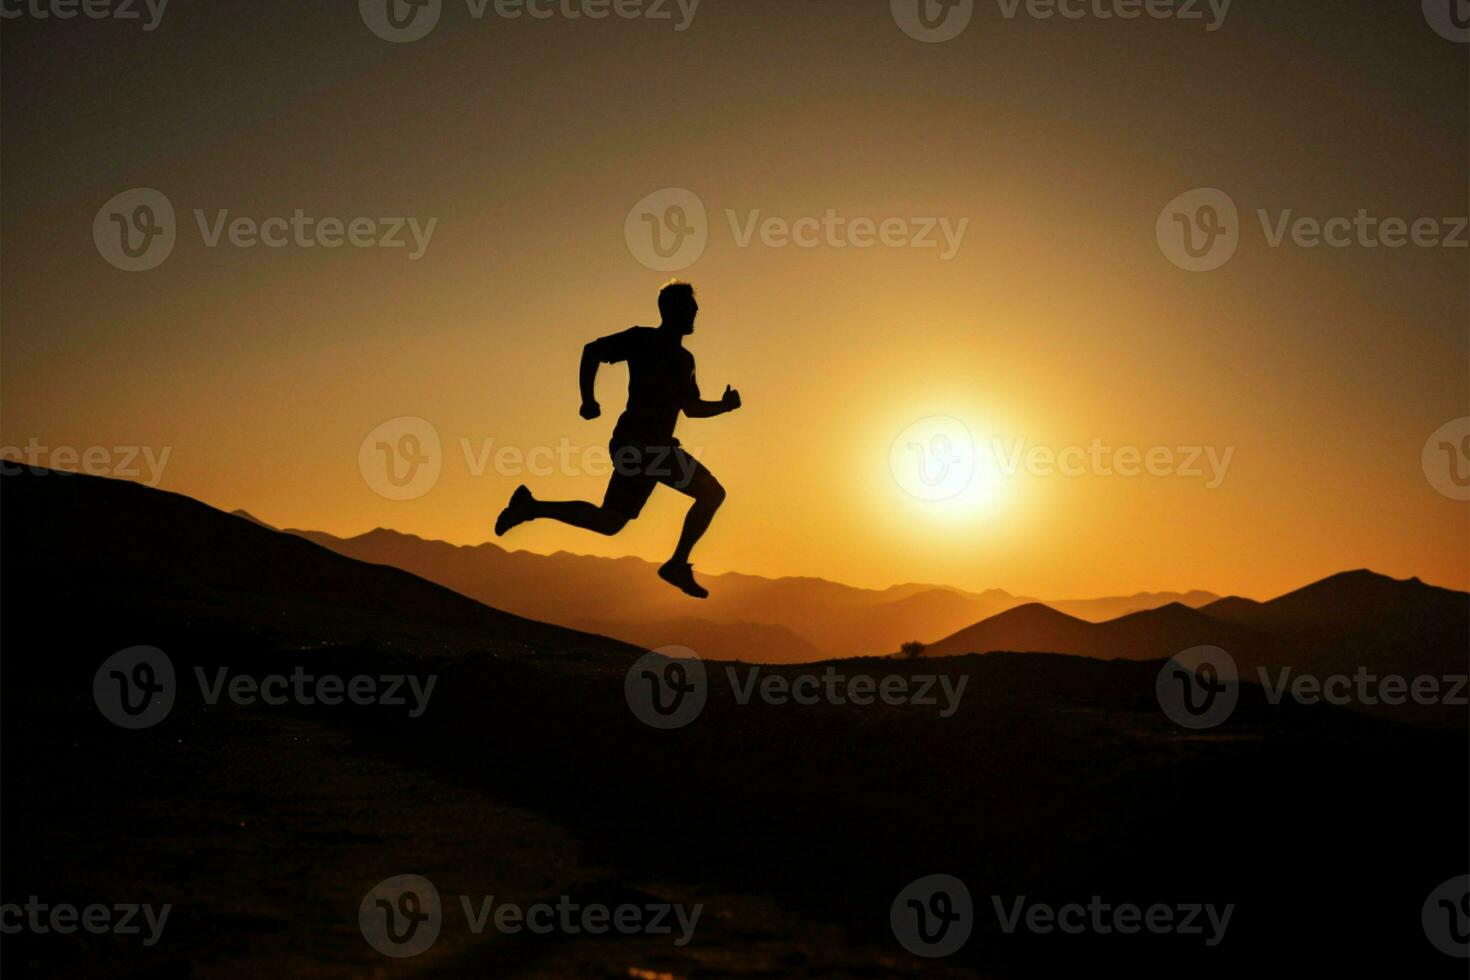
[658,280,699,335]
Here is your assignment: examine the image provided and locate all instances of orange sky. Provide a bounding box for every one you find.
[2,0,1466,599]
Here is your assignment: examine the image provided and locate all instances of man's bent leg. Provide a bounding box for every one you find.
[665,451,725,566]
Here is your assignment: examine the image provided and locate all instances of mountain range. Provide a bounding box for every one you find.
[925,569,1466,677]
[228,508,1467,727]
[236,512,1220,663]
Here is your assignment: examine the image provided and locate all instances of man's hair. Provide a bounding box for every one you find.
[658,280,696,321]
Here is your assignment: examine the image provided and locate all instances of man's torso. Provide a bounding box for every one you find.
[593,327,698,447]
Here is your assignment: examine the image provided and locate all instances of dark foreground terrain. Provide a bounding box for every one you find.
[2,469,1466,977]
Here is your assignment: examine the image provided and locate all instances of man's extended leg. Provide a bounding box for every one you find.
[527,498,628,534]
[496,450,657,538]
[657,450,725,598]
[495,485,629,537]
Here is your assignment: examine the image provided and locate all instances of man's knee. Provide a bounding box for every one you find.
[595,508,630,535]
[703,480,727,508]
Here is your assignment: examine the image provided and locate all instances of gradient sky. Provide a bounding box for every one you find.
[2,0,1467,599]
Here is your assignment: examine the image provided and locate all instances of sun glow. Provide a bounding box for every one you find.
[884,415,1016,525]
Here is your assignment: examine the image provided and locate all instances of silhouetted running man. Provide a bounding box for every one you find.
[494,280,740,598]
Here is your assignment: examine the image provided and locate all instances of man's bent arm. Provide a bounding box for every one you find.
[682,399,729,419]
[684,385,740,418]
[579,343,601,407]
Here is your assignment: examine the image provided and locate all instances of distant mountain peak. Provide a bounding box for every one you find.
[1292,568,1446,599]
[991,601,1087,625]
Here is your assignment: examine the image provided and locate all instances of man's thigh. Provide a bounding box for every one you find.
[603,445,660,518]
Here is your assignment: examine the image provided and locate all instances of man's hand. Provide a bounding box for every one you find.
[721,385,742,413]
[580,400,601,421]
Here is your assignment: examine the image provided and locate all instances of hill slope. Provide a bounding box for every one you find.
[4,468,635,657]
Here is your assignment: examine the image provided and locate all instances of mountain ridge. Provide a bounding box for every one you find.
[272,523,1224,662]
